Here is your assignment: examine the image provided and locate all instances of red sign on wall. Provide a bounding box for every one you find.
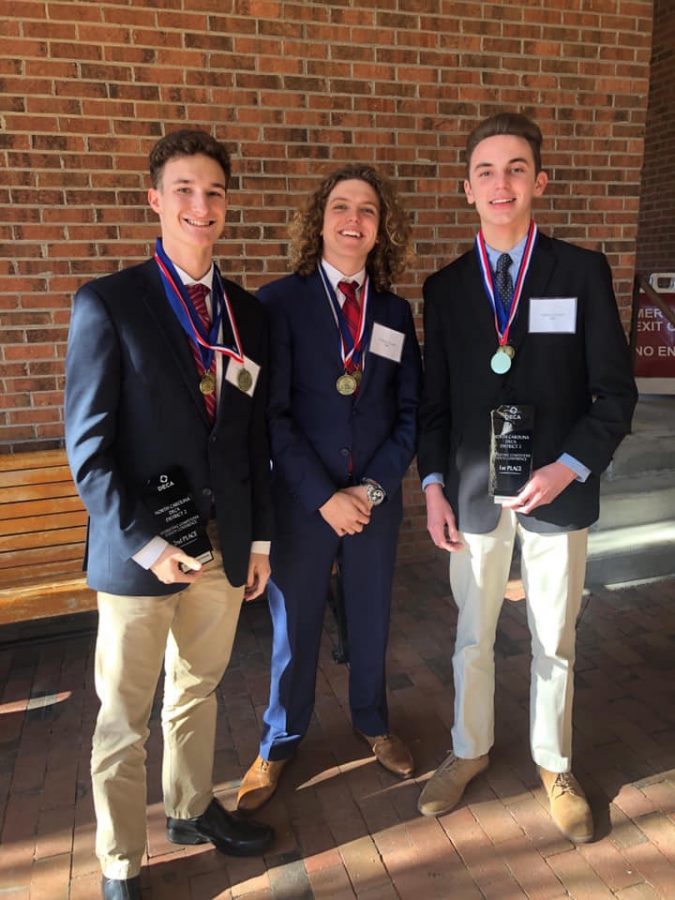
[633,273,675,394]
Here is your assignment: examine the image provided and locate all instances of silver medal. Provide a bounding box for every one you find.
[490,348,512,374]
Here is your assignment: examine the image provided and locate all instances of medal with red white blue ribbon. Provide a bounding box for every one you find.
[154,238,251,390]
[318,264,372,395]
[475,220,538,374]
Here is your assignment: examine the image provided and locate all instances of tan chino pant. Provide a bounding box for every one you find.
[91,538,243,880]
[449,507,588,773]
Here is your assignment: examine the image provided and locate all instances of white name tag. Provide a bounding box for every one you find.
[225,354,260,397]
[369,322,405,363]
[529,297,577,333]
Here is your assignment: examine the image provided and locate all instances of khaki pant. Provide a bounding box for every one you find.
[91,539,243,880]
[450,508,588,773]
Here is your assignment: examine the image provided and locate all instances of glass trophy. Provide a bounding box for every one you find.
[489,405,535,503]
[143,468,213,565]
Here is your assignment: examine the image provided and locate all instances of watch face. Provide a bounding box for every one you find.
[367,484,385,505]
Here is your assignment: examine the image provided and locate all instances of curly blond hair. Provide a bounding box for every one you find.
[288,165,412,292]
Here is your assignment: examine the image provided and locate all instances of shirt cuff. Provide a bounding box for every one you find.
[422,472,445,490]
[132,536,170,570]
[251,541,271,555]
[558,453,590,483]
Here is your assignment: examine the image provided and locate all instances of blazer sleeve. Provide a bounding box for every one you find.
[361,299,422,494]
[260,286,338,513]
[64,283,159,561]
[417,274,454,481]
[560,252,637,473]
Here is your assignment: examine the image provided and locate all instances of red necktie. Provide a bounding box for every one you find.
[186,282,216,424]
[338,280,360,373]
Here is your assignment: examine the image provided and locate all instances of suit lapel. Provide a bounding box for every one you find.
[356,287,385,401]
[462,250,502,345]
[138,259,210,426]
[509,235,557,346]
[307,269,354,366]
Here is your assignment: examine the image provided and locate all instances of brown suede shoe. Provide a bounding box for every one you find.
[539,768,594,843]
[417,752,489,817]
[236,756,288,812]
[358,731,415,778]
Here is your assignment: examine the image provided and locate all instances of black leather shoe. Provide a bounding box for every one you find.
[166,798,273,857]
[101,875,142,900]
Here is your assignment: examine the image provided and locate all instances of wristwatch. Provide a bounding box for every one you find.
[362,478,386,506]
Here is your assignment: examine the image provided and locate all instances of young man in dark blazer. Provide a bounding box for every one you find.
[235,165,422,812]
[65,131,274,900]
[417,113,637,842]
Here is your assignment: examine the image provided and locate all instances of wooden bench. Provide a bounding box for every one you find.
[0,449,94,625]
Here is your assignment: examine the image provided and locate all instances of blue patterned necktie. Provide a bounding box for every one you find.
[495,253,514,311]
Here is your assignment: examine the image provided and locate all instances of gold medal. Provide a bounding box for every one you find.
[502,344,515,358]
[237,367,253,392]
[336,373,357,396]
[199,372,216,395]
[352,368,362,384]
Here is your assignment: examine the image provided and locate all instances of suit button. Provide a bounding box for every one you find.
[210,435,217,444]
[202,487,213,498]
[340,448,350,456]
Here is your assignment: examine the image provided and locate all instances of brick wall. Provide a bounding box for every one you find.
[636,0,675,277]
[0,1,654,560]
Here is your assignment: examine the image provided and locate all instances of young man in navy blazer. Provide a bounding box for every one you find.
[417,113,637,842]
[65,131,273,900]
[236,165,422,811]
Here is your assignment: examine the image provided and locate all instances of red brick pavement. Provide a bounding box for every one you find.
[1,559,674,899]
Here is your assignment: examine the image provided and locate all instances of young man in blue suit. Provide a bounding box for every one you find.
[65,131,274,900]
[417,113,637,841]
[236,166,422,811]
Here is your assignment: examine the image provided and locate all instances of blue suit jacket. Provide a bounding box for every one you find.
[258,271,421,521]
[65,259,272,595]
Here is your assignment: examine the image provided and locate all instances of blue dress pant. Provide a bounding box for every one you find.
[260,496,401,762]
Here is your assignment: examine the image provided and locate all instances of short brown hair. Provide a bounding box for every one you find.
[288,164,412,292]
[465,113,543,174]
[149,129,231,189]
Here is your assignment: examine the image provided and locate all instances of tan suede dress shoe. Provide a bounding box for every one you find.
[417,752,489,816]
[236,756,288,812]
[539,768,594,843]
[358,732,415,778]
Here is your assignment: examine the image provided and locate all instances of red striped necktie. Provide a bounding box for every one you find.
[186,282,216,424]
[338,280,360,373]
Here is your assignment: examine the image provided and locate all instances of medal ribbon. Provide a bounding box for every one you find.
[475,220,538,346]
[154,238,245,368]
[318,265,371,372]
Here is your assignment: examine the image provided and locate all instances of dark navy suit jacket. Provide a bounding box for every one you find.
[65,258,272,595]
[258,270,421,526]
[418,234,637,534]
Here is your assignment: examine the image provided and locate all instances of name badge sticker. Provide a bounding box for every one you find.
[529,297,577,333]
[369,322,405,363]
[225,354,260,397]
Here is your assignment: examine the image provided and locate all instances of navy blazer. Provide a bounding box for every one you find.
[65,258,272,594]
[258,270,421,520]
[418,234,637,534]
